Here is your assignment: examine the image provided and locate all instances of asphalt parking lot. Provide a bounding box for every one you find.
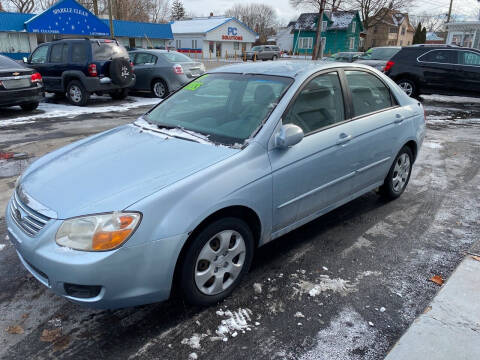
[1,94,479,360]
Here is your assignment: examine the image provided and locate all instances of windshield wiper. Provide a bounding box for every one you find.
[156,124,213,144]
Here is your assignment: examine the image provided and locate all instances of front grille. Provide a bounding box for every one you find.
[10,190,50,236]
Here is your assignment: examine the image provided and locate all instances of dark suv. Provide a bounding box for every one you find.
[384,45,480,98]
[26,39,135,106]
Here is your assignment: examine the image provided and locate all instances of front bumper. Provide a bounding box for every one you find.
[0,85,43,107]
[5,198,187,309]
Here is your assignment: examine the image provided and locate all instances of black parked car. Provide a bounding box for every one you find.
[0,54,43,111]
[25,39,135,106]
[384,45,480,98]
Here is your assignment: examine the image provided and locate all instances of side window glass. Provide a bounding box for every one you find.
[71,43,87,63]
[461,51,480,66]
[284,72,345,134]
[135,53,155,65]
[345,70,393,117]
[420,50,457,64]
[30,46,48,64]
[50,43,67,63]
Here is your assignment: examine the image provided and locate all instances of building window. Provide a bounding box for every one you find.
[234,42,240,50]
[373,26,378,33]
[176,39,181,49]
[191,39,197,49]
[322,21,328,31]
[389,27,397,33]
[400,40,403,46]
[299,37,313,49]
[351,21,356,33]
[0,32,30,53]
[401,26,406,35]
[349,37,355,50]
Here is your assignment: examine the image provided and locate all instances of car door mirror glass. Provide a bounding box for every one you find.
[275,123,304,149]
[23,57,28,63]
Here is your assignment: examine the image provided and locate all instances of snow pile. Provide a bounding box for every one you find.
[181,333,207,349]
[214,308,253,340]
[0,244,5,251]
[294,275,355,298]
[0,97,160,128]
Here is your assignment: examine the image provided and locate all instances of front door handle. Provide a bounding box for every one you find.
[336,133,353,145]
[394,114,404,124]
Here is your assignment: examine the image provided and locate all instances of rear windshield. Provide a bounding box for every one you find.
[0,55,23,68]
[360,47,400,60]
[160,52,193,63]
[92,41,129,60]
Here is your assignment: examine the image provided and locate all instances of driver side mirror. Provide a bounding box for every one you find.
[275,124,304,149]
[23,57,28,64]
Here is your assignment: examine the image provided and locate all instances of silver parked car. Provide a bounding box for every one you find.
[355,46,401,71]
[244,45,281,61]
[129,49,206,98]
[6,61,425,309]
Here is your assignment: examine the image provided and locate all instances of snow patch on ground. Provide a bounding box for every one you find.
[214,308,253,340]
[341,236,372,257]
[423,141,443,149]
[294,276,356,298]
[181,333,207,349]
[422,95,480,104]
[0,244,5,251]
[0,97,160,127]
[253,283,262,294]
[299,307,388,360]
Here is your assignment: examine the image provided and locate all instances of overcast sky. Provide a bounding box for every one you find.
[182,0,480,24]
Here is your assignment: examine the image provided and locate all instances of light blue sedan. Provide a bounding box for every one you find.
[6,61,425,308]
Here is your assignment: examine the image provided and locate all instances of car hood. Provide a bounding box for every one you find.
[20,124,240,219]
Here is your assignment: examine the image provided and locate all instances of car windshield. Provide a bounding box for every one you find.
[144,73,293,146]
[359,48,400,60]
[160,52,193,63]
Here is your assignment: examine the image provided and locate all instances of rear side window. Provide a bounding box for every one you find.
[419,50,458,64]
[460,51,480,66]
[71,42,88,63]
[284,72,345,133]
[50,43,68,63]
[30,45,48,64]
[160,52,192,63]
[0,55,22,67]
[134,53,157,65]
[92,41,128,60]
[345,70,393,117]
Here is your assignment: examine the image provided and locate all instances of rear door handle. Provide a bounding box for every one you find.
[394,114,404,124]
[336,133,353,145]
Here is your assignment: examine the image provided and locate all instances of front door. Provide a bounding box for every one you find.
[457,50,480,96]
[418,49,457,94]
[216,42,222,58]
[27,45,49,85]
[269,71,355,233]
[47,42,69,91]
[131,52,158,91]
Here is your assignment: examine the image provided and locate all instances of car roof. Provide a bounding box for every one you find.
[209,60,371,78]
[129,49,179,54]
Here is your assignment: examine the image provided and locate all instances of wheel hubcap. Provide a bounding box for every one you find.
[392,153,411,193]
[69,85,82,103]
[399,82,413,96]
[194,230,246,295]
[153,82,165,98]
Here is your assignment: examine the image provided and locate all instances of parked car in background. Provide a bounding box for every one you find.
[384,45,480,98]
[7,61,425,309]
[25,39,135,106]
[355,46,401,71]
[0,54,43,111]
[244,45,281,61]
[323,52,364,63]
[129,49,205,98]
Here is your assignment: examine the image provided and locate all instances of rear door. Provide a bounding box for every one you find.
[417,49,458,93]
[457,50,480,95]
[342,69,411,192]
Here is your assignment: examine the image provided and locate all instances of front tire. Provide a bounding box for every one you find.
[380,146,413,200]
[272,55,278,61]
[179,218,254,306]
[20,102,39,111]
[66,80,89,106]
[396,78,417,98]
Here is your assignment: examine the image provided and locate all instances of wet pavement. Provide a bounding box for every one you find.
[0,95,479,360]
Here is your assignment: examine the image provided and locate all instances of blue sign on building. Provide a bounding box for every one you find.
[25,0,110,36]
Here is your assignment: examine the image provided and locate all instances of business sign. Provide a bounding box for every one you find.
[222,27,243,41]
[25,0,110,36]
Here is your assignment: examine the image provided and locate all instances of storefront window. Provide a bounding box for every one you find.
[234,42,240,50]
[0,32,30,53]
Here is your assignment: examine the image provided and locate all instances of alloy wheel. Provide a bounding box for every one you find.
[69,85,82,103]
[398,81,413,96]
[194,230,246,295]
[392,153,411,193]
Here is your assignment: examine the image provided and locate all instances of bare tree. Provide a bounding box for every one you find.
[226,3,279,43]
[0,1,4,11]
[410,12,447,33]
[9,0,35,13]
[151,0,170,23]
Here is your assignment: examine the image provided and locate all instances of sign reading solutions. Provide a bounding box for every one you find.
[222,27,243,41]
[25,0,110,36]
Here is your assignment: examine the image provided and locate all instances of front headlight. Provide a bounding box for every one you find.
[56,212,141,251]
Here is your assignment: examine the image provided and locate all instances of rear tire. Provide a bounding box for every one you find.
[272,55,278,60]
[380,146,413,200]
[396,78,418,98]
[66,80,89,106]
[110,88,129,100]
[179,217,254,306]
[20,102,39,111]
[151,79,168,98]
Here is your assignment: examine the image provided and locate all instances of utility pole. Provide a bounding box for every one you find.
[107,0,115,39]
[92,0,99,16]
[446,0,453,23]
